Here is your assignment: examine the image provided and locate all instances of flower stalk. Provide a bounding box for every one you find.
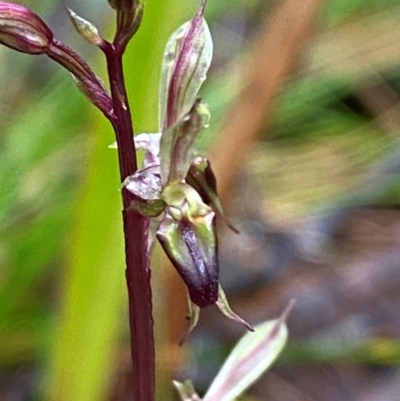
[104,40,156,401]
[0,1,155,398]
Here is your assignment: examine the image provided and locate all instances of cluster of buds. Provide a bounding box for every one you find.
[123,0,252,334]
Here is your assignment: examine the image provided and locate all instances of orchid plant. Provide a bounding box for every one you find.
[0,1,290,400]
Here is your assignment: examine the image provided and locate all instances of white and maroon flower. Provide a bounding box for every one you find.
[123,2,251,334]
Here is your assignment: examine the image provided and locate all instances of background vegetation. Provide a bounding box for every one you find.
[1,0,400,400]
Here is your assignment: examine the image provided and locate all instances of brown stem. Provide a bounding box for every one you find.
[104,43,155,401]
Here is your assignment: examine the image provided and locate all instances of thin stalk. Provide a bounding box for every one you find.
[47,39,113,119]
[104,42,155,401]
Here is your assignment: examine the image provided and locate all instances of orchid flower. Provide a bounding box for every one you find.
[123,0,252,336]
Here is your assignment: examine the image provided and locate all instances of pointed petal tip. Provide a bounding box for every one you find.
[198,0,208,16]
[179,301,200,346]
[235,313,254,332]
[280,298,296,324]
[216,285,254,331]
[173,380,201,401]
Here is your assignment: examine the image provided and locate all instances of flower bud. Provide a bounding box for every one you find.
[108,0,138,12]
[67,8,103,47]
[0,2,53,54]
[113,1,143,50]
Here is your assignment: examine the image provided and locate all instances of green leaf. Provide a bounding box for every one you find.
[43,115,125,401]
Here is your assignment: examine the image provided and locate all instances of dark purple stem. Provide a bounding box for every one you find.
[103,42,155,401]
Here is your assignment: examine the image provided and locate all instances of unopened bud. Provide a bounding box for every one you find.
[67,8,103,47]
[113,1,143,50]
[0,2,53,54]
[108,0,138,12]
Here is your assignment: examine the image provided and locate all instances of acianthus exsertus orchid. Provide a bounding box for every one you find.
[122,1,252,335]
[0,0,290,400]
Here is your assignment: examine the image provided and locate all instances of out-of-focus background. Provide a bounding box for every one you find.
[1,0,400,400]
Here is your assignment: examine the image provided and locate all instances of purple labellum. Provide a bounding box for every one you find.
[157,212,219,308]
[180,220,218,307]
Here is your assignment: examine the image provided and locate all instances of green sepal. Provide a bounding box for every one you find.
[129,199,165,217]
[187,157,238,233]
[159,100,209,186]
[159,3,213,131]
[179,298,200,345]
[173,380,201,401]
[216,285,253,332]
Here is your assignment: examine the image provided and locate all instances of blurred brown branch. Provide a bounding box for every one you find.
[209,0,324,202]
